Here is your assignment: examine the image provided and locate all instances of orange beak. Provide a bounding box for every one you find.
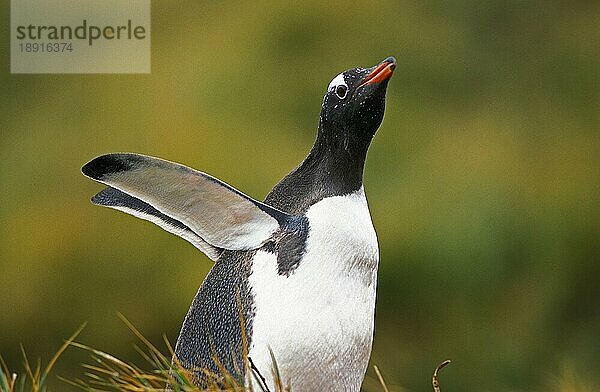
[358,57,396,88]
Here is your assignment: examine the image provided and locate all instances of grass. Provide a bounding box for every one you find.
[0,316,450,392]
[0,325,85,392]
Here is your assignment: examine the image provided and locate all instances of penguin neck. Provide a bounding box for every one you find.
[302,125,369,191]
[265,122,371,214]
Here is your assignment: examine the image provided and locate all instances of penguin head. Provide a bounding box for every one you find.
[319,57,396,147]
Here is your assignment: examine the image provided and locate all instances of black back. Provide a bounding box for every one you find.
[173,249,254,384]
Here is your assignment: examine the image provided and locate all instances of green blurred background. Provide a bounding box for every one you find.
[1,1,599,391]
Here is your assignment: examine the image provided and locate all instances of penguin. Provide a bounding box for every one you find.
[82,56,396,391]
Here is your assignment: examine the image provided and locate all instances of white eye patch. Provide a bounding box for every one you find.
[328,73,347,92]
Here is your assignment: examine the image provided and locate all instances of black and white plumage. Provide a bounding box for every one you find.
[82,57,396,391]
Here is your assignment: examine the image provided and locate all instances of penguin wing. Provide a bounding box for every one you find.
[91,187,223,260]
[82,153,293,257]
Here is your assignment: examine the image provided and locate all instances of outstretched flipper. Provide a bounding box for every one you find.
[91,186,223,260]
[82,153,294,256]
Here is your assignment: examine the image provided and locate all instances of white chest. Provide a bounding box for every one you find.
[247,187,379,391]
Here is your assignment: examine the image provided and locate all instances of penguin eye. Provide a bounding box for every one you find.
[335,85,348,99]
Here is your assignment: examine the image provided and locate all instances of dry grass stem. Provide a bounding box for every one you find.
[432,359,451,392]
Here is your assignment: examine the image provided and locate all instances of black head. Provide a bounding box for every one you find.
[319,56,396,149]
[264,57,396,213]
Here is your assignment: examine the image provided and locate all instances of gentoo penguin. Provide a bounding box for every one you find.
[82,56,396,391]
